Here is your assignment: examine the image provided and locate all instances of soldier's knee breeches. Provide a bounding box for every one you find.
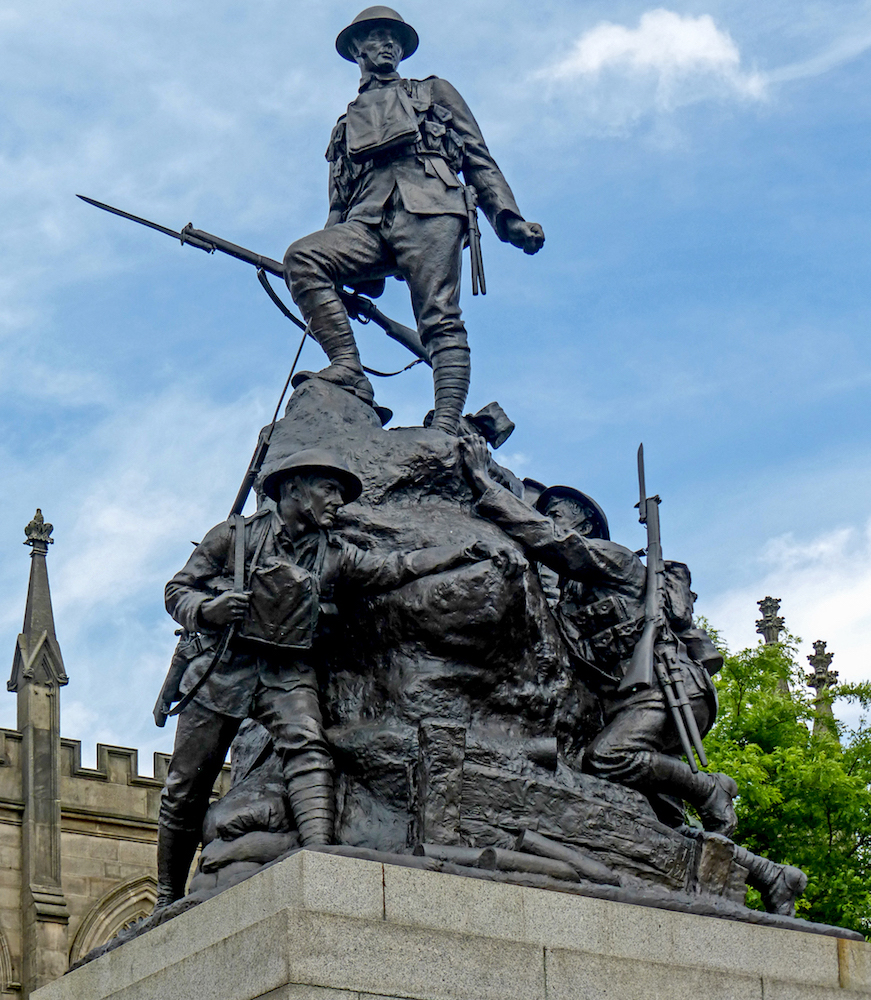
[271,717,331,762]
[256,682,332,773]
[420,322,469,356]
[582,744,646,785]
[159,760,216,835]
[158,700,239,835]
[285,236,340,302]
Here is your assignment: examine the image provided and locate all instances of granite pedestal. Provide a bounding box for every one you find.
[34,850,871,1000]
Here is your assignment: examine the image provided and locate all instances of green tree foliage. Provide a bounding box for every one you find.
[702,627,871,937]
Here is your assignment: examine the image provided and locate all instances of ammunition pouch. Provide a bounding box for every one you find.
[233,558,321,655]
[327,78,466,213]
[589,616,645,670]
[562,594,633,640]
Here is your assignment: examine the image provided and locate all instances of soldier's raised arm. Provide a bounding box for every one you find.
[459,434,642,590]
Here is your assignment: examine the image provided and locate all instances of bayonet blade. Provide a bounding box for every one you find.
[77,194,185,241]
[636,443,648,524]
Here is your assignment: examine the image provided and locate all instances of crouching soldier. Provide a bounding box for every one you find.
[155,448,501,908]
[459,435,807,915]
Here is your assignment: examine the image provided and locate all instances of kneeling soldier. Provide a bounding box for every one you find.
[155,448,499,908]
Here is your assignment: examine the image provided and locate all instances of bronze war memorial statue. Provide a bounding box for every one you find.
[72,5,856,974]
[284,6,543,434]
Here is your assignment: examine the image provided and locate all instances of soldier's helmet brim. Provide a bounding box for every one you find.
[260,449,363,504]
[336,6,419,62]
[535,485,610,541]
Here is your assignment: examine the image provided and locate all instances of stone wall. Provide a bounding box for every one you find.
[0,727,230,994]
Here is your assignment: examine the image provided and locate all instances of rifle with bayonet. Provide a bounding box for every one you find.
[76,194,428,364]
[617,445,709,772]
[80,192,430,726]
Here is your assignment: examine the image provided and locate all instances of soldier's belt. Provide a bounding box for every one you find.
[566,594,634,640]
[588,616,645,667]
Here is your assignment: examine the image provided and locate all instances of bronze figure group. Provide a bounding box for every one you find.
[82,6,811,935]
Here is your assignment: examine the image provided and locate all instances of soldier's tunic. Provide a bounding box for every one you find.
[160,507,437,835]
[474,485,720,817]
[285,71,525,357]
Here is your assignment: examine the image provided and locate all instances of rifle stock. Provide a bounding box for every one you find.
[340,292,429,365]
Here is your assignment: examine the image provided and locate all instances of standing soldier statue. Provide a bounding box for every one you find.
[284,6,545,434]
[154,449,505,908]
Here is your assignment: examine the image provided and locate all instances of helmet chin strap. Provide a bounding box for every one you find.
[294,480,332,530]
[293,482,318,526]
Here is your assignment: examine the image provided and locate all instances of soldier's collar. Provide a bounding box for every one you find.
[358,70,401,92]
[272,511,324,552]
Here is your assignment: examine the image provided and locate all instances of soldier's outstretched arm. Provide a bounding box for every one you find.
[431,79,544,254]
[333,536,524,594]
[459,435,642,589]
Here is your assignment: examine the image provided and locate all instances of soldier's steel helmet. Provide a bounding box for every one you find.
[260,449,363,504]
[336,6,420,62]
[535,486,610,541]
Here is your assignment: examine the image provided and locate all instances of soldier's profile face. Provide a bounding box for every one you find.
[302,475,346,529]
[279,474,346,529]
[352,26,404,74]
[546,499,595,537]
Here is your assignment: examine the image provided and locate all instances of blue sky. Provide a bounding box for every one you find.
[2,1,871,766]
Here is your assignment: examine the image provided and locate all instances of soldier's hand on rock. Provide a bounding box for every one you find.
[458,434,493,495]
[503,217,545,255]
[465,540,527,577]
[201,591,250,626]
[490,543,527,578]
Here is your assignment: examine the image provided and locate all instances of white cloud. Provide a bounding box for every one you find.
[534,9,765,133]
[767,30,871,84]
[498,451,531,475]
[701,519,871,727]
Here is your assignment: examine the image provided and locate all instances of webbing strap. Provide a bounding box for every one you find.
[232,513,245,592]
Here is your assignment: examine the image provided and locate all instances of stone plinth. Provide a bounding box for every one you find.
[35,851,871,1000]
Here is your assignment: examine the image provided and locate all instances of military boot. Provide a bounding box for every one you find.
[155,825,201,910]
[291,296,374,404]
[695,772,739,837]
[735,849,808,916]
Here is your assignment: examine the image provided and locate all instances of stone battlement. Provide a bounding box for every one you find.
[60,738,170,788]
[0,727,230,796]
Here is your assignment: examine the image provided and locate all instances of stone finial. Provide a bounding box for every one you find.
[10,508,67,692]
[756,596,785,645]
[24,509,54,551]
[806,640,838,693]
